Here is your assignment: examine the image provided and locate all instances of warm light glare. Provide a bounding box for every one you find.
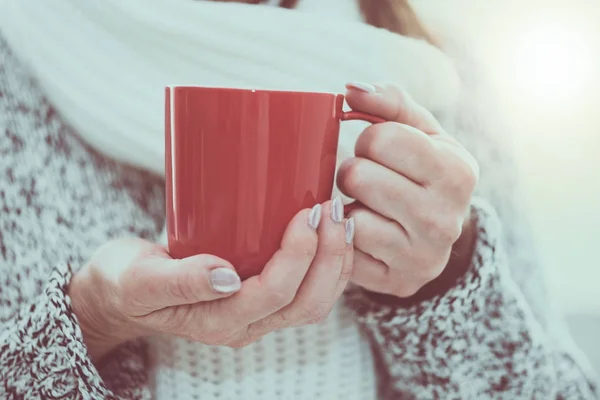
[472,5,600,313]
[511,21,591,102]
[480,8,600,114]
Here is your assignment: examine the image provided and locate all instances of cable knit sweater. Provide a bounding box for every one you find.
[0,32,599,400]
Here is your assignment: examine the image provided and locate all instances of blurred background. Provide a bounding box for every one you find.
[415,0,600,372]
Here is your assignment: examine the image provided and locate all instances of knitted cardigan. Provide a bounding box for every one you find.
[0,34,598,399]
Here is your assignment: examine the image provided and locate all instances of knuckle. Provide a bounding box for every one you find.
[356,122,398,158]
[373,229,401,251]
[168,269,201,303]
[385,253,404,273]
[383,81,408,99]
[418,211,443,234]
[355,123,378,152]
[338,158,367,194]
[266,289,294,308]
[282,236,318,262]
[443,152,479,196]
[439,223,461,244]
[117,289,141,315]
[418,212,461,244]
[385,182,405,206]
[329,245,348,259]
[389,87,416,121]
[117,268,150,314]
[404,127,433,151]
[461,159,479,188]
[157,306,196,334]
[442,217,463,244]
[288,230,319,259]
[282,215,318,258]
[428,154,446,180]
[300,243,318,259]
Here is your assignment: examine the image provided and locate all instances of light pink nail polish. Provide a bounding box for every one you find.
[308,204,322,230]
[346,82,376,94]
[331,197,344,223]
[345,218,355,244]
[210,268,242,293]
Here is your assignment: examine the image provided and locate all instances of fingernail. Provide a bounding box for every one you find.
[308,204,322,230]
[346,82,376,94]
[345,218,355,244]
[209,268,242,293]
[331,197,344,223]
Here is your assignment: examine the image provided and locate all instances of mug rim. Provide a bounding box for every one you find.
[167,85,341,98]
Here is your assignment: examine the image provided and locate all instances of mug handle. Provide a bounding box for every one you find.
[340,110,386,214]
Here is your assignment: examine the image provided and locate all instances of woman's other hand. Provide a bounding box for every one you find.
[69,200,353,363]
[337,82,478,298]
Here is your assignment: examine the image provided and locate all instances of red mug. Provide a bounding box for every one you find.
[165,86,382,280]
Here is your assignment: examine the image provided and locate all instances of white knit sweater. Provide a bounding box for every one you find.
[148,305,376,399]
[0,4,599,400]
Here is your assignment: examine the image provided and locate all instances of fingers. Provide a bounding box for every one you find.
[246,200,353,339]
[349,207,407,269]
[204,205,321,329]
[120,250,241,316]
[345,82,444,135]
[353,122,444,186]
[337,156,422,228]
[132,200,353,346]
[337,157,468,242]
[345,81,479,194]
[351,250,421,298]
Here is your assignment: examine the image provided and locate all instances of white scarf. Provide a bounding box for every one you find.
[0,0,460,177]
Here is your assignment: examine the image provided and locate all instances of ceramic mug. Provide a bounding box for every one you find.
[165,86,382,279]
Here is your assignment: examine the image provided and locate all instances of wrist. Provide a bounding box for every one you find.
[446,207,477,277]
[68,267,135,364]
[414,207,477,298]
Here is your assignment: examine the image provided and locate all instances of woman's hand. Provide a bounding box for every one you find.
[337,82,479,298]
[69,200,354,363]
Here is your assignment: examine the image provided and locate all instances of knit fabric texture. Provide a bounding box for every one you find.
[0,36,598,399]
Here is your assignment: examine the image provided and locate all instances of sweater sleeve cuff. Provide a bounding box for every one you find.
[345,196,505,323]
[0,263,110,398]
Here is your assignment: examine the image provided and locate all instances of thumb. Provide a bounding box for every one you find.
[122,250,242,313]
[345,82,444,135]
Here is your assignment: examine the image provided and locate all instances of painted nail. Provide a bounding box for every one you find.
[331,197,344,223]
[346,82,377,94]
[345,218,355,245]
[209,268,242,293]
[308,204,322,230]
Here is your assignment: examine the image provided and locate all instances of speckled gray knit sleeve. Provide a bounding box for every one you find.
[346,199,599,400]
[0,263,150,399]
[0,36,154,400]
[1,28,598,399]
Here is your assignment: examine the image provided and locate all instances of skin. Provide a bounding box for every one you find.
[71,201,354,363]
[340,82,478,297]
[70,82,478,364]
